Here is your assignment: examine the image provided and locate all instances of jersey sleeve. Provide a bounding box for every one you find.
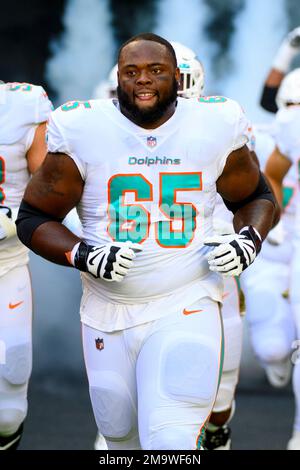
[46,106,87,179]
[274,108,300,164]
[34,86,53,124]
[22,85,53,152]
[216,100,250,177]
[231,103,249,151]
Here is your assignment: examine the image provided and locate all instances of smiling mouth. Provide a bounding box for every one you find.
[135,92,157,101]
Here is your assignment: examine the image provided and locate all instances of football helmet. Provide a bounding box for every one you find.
[276,68,300,108]
[94,64,118,99]
[171,41,205,98]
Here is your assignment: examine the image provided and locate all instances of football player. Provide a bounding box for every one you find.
[94,42,241,450]
[17,33,277,450]
[0,81,52,449]
[260,26,300,113]
[264,68,300,449]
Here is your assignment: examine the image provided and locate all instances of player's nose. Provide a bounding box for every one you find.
[136,69,153,85]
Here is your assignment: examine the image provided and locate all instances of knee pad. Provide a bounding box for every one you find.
[162,338,220,406]
[0,409,25,437]
[1,343,32,385]
[255,338,290,364]
[149,425,194,450]
[105,432,141,450]
[89,371,137,439]
[251,323,291,362]
[213,369,238,413]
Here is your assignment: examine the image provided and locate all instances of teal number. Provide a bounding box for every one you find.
[61,101,92,112]
[157,173,202,248]
[282,186,294,209]
[9,83,32,92]
[108,175,151,243]
[198,96,227,104]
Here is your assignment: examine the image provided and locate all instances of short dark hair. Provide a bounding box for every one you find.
[118,33,177,68]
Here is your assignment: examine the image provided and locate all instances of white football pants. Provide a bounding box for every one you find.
[213,277,242,414]
[82,297,223,450]
[290,230,300,432]
[241,244,295,366]
[0,265,32,436]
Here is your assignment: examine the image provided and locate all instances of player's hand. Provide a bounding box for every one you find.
[204,226,262,277]
[273,26,300,72]
[0,206,16,241]
[287,26,300,49]
[74,240,143,282]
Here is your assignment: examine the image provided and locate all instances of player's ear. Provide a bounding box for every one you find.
[175,67,180,83]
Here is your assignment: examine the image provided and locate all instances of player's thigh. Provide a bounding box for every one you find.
[0,265,32,433]
[137,298,223,449]
[82,324,138,440]
[0,265,32,386]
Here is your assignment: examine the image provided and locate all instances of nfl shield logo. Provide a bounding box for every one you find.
[147,136,157,148]
[95,338,104,351]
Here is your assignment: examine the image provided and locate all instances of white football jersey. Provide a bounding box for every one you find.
[0,82,53,277]
[47,96,248,309]
[274,106,300,229]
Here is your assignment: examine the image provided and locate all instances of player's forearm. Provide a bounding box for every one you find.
[264,68,285,88]
[23,220,81,266]
[233,199,279,241]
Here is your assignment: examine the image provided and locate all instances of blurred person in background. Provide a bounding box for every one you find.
[264,68,300,450]
[0,81,52,450]
[261,26,300,113]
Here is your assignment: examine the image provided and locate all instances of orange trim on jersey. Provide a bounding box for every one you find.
[0,156,6,203]
[156,172,202,249]
[107,173,152,244]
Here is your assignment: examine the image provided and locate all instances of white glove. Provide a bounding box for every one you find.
[73,240,143,282]
[204,226,262,277]
[273,27,300,72]
[0,206,16,241]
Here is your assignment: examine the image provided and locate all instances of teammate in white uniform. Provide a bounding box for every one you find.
[260,26,300,113]
[17,34,277,450]
[264,68,300,450]
[240,124,297,388]
[0,81,52,450]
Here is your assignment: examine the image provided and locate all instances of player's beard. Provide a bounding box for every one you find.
[117,78,178,126]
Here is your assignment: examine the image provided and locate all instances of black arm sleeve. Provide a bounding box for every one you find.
[260,85,279,113]
[16,199,63,249]
[221,172,275,214]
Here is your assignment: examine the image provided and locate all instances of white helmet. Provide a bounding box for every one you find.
[94,64,118,99]
[171,41,205,98]
[276,68,300,109]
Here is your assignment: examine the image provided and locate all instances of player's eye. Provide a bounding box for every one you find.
[152,68,161,74]
[127,70,136,77]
